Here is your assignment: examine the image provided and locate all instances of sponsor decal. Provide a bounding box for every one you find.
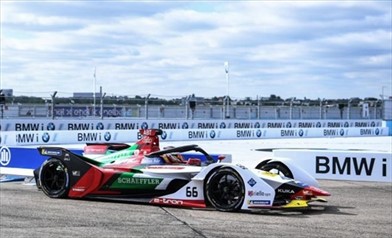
[209,130,216,139]
[315,155,388,177]
[219,122,226,129]
[371,121,376,127]
[360,129,373,136]
[248,190,271,197]
[64,153,71,161]
[344,122,349,128]
[47,122,56,130]
[96,122,104,130]
[72,187,86,192]
[42,133,50,143]
[15,123,42,131]
[234,123,252,129]
[277,189,295,194]
[68,123,92,130]
[299,129,304,137]
[147,166,185,170]
[286,122,292,128]
[375,128,380,135]
[72,171,80,176]
[236,164,248,170]
[248,200,271,205]
[41,149,62,156]
[236,130,253,138]
[161,131,167,140]
[141,122,148,130]
[104,132,111,141]
[267,122,283,128]
[254,122,260,128]
[152,198,184,206]
[256,129,262,138]
[0,146,11,166]
[247,178,257,187]
[182,122,189,129]
[117,177,161,185]
[340,129,345,136]
[158,123,178,130]
[197,123,217,129]
[316,122,322,128]
[115,123,138,130]
[280,129,296,137]
[77,132,105,142]
[298,122,313,128]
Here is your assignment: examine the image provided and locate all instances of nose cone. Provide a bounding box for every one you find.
[305,186,331,196]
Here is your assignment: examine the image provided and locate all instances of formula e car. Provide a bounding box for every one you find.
[34,129,330,212]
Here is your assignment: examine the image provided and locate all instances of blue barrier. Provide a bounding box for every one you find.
[386,120,392,136]
[0,146,83,176]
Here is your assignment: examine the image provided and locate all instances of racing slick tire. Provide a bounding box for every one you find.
[39,158,70,198]
[257,161,293,179]
[205,167,245,212]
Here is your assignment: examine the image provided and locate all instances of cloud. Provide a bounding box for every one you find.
[1,1,391,99]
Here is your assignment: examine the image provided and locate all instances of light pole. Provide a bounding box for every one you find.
[224,61,230,118]
[51,91,57,119]
[93,67,97,117]
[145,94,151,119]
[100,86,106,119]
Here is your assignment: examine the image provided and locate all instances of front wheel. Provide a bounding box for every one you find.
[39,158,70,198]
[205,167,245,212]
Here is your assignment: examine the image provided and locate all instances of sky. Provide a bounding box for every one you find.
[1,0,391,100]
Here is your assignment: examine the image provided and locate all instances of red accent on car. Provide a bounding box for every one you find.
[69,167,103,198]
[84,145,108,155]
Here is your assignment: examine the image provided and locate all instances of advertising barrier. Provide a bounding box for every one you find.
[1,118,383,131]
[0,127,389,146]
[273,149,391,182]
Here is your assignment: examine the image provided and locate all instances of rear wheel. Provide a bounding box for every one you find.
[205,168,245,212]
[258,162,293,179]
[39,158,70,198]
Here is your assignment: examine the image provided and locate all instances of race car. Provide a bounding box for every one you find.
[34,129,330,212]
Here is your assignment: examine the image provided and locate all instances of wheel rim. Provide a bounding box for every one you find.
[41,161,67,194]
[208,170,244,210]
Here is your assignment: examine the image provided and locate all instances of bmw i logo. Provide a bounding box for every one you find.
[42,133,50,143]
[344,122,349,128]
[256,130,262,138]
[220,122,226,129]
[299,129,304,137]
[47,122,55,130]
[182,122,189,129]
[286,122,292,128]
[141,122,148,130]
[340,129,345,136]
[209,130,216,139]
[104,132,111,141]
[375,128,380,135]
[254,122,260,128]
[96,122,104,130]
[316,122,321,128]
[371,121,376,127]
[161,131,167,140]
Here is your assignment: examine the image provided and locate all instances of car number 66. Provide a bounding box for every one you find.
[186,186,198,197]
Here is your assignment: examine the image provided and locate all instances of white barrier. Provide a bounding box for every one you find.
[273,149,392,182]
[0,118,384,131]
[0,127,389,146]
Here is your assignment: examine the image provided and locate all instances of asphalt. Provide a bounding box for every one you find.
[1,180,391,238]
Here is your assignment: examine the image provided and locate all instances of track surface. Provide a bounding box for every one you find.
[1,180,391,238]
